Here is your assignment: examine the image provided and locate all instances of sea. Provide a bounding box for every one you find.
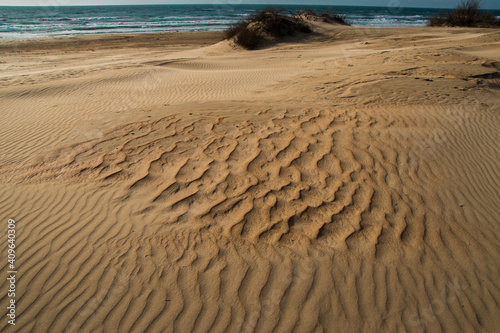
[1,4,499,39]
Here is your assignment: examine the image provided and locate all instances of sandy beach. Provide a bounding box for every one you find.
[0,22,499,332]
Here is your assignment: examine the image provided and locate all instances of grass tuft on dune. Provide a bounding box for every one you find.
[225,7,348,50]
[428,0,500,28]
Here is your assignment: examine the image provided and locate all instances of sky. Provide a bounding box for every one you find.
[0,0,499,9]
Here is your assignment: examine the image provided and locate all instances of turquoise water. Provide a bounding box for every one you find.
[1,4,499,38]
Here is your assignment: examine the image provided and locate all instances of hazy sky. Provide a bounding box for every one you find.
[1,0,499,9]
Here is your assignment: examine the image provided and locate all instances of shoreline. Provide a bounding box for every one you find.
[2,25,499,48]
[0,30,225,52]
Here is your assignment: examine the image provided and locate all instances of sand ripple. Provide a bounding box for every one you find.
[1,28,500,332]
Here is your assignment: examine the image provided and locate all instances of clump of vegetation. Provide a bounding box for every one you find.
[225,21,261,50]
[299,9,349,26]
[428,0,500,28]
[225,7,348,50]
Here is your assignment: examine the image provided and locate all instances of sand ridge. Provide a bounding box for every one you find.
[0,27,499,332]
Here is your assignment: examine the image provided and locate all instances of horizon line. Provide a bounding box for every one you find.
[0,3,495,10]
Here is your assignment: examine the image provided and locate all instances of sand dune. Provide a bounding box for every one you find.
[1,27,499,332]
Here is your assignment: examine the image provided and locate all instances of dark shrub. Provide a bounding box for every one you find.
[224,7,313,50]
[225,21,248,40]
[225,7,352,49]
[249,7,311,38]
[235,26,261,50]
[428,0,500,27]
[300,9,349,26]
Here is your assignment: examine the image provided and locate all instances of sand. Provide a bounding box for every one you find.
[0,24,499,332]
